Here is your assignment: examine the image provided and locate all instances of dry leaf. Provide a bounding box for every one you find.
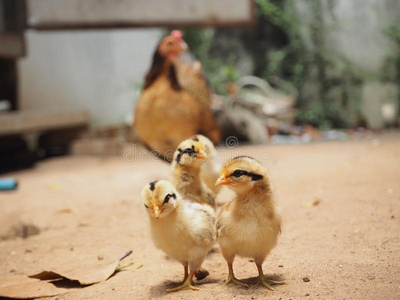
[63,260,120,285]
[116,261,143,272]
[0,275,39,288]
[30,271,64,281]
[31,250,133,285]
[0,251,133,299]
[0,276,67,299]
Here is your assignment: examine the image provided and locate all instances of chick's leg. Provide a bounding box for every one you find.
[167,270,198,292]
[253,263,285,290]
[181,264,189,283]
[222,262,248,287]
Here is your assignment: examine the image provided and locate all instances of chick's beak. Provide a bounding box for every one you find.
[153,206,162,219]
[216,175,232,186]
[197,151,207,160]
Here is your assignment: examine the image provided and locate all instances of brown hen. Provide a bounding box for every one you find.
[134,30,221,162]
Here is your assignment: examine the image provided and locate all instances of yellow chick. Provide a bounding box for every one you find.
[215,156,284,290]
[171,138,216,208]
[193,134,222,195]
[142,180,216,292]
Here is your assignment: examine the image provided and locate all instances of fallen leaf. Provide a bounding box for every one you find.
[0,276,67,299]
[30,271,63,281]
[31,250,133,285]
[0,275,39,288]
[0,251,134,299]
[116,261,143,272]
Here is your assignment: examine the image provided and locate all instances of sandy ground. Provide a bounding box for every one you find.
[1,135,400,300]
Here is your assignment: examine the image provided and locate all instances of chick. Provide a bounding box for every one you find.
[142,180,216,292]
[193,135,222,195]
[215,156,284,289]
[171,138,216,208]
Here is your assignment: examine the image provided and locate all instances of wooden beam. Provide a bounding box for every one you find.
[0,110,89,136]
[27,0,255,30]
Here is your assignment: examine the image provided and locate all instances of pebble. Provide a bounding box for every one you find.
[303,277,310,282]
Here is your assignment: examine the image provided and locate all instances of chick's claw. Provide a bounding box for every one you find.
[268,279,286,285]
[253,277,286,290]
[222,275,248,288]
[167,281,199,292]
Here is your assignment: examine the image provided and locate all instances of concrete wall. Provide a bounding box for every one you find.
[295,0,400,128]
[296,0,400,74]
[18,29,163,126]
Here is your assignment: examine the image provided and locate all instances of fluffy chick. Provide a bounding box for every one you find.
[215,156,284,289]
[171,138,216,208]
[142,180,216,292]
[193,135,222,195]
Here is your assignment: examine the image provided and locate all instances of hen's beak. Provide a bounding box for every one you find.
[153,206,162,219]
[197,151,207,160]
[216,175,232,186]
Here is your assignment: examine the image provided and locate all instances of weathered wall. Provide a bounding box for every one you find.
[295,0,400,128]
[296,0,400,74]
[18,29,163,126]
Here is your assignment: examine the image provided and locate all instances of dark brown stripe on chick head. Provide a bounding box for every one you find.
[149,180,158,191]
[176,146,197,163]
[233,155,256,161]
[230,169,263,181]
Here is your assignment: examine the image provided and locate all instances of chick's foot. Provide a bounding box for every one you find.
[167,275,199,292]
[253,276,286,290]
[222,275,248,287]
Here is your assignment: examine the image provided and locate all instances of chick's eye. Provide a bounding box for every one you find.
[231,170,244,177]
[163,193,176,204]
[163,195,170,204]
[144,204,149,208]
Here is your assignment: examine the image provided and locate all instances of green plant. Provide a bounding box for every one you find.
[182,0,396,128]
[182,28,240,95]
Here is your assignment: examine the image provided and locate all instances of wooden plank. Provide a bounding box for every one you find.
[0,110,89,136]
[27,0,255,30]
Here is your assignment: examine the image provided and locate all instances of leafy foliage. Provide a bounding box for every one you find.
[183,0,399,128]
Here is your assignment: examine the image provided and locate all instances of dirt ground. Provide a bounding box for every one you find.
[1,134,400,300]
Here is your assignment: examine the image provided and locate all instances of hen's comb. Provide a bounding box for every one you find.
[171,30,183,40]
